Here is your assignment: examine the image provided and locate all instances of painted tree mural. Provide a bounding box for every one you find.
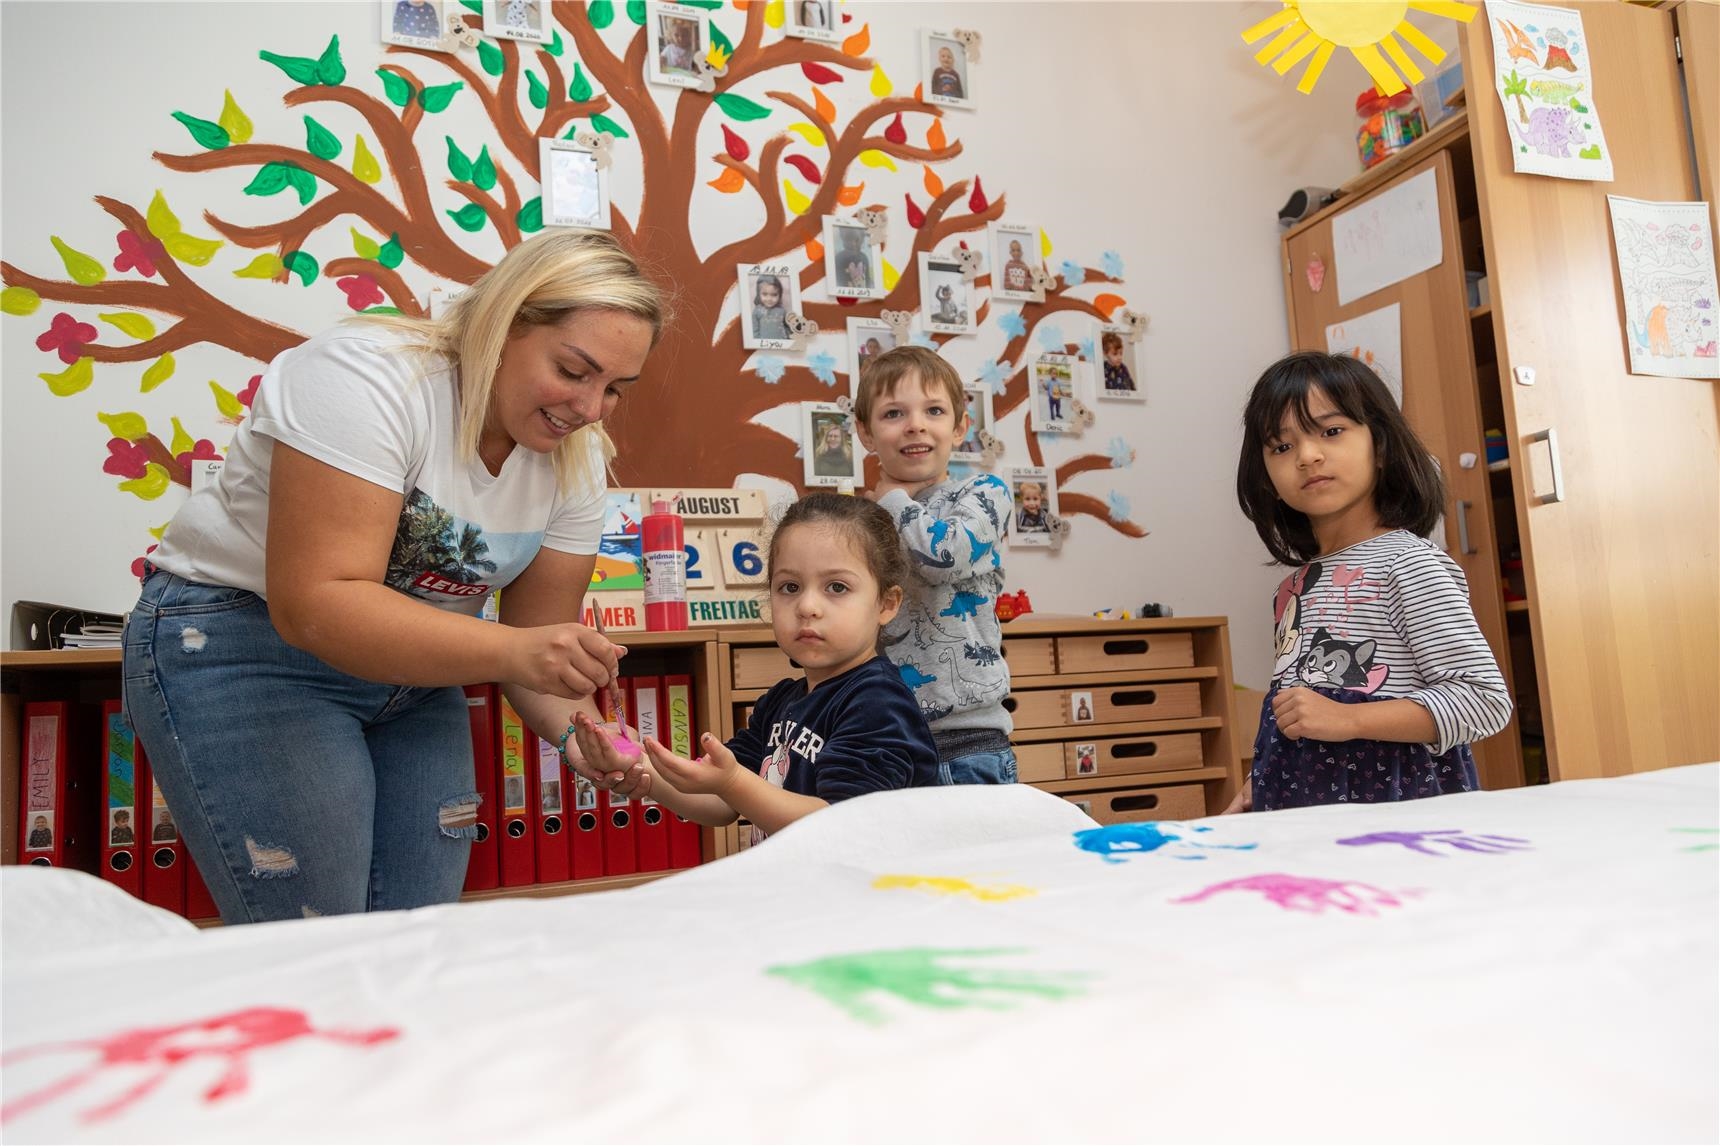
[1,0,1145,582]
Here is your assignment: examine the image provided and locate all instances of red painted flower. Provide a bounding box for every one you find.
[238,374,262,409]
[36,312,98,364]
[102,438,151,480]
[131,544,159,582]
[337,275,385,311]
[175,438,221,472]
[113,230,167,277]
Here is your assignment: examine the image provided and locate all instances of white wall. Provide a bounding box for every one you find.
[1,0,1457,686]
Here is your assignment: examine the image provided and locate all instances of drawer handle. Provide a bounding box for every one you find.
[1113,742,1159,759]
[1102,639,1150,656]
[1110,793,1161,813]
[1112,689,1158,706]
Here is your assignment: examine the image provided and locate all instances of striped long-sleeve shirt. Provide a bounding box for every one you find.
[1269,530,1511,755]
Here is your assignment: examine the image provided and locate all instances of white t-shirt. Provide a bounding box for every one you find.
[150,326,606,615]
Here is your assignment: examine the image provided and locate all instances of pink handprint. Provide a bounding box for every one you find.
[1172,873,1408,916]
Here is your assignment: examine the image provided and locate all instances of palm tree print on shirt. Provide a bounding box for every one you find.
[387,489,498,598]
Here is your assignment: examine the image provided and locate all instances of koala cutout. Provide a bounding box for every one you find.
[444,13,481,47]
[1117,309,1150,341]
[854,207,888,248]
[834,394,855,417]
[976,429,1004,467]
[952,28,983,63]
[694,54,729,93]
[1069,398,1095,430]
[1045,511,1072,549]
[785,311,819,349]
[953,245,985,283]
[1029,267,1057,297]
[573,131,614,171]
[879,309,916,342]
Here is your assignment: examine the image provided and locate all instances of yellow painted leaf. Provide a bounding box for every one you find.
[786,122,825,147]
[881,257,899,291]
[707,167,747,193]
[927,119,947,151]
[353,134,382,184]
[764,0,784,27]
[210,379,244,421]
[98,410,151,442]
[146,191,182,240]
[836,182,864,206]
[100,312,157,341]
[50,236,106,285]
[782,179,811,216]
[805,237,824,260]
[1,286,41,315]
[219,89,254,144]
[164,231,223,266]
[1092,293,1126,319]
[141,353,176,393]
[1040,228,1053,259]
[149,522,170,541]
[842,24,869,56]
[233,253,284,279]
[120,463,171,501]
[169,416,196,458]
[39,357,94,397]
[868,63,891,98]
[922,165,944,197]
[858,149,897,172]
[813,88,836,126]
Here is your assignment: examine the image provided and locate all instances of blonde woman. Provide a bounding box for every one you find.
[123,230,667,924]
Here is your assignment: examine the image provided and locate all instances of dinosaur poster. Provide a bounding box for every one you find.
[1606,197,1720,380]
[1485,0,1613,181]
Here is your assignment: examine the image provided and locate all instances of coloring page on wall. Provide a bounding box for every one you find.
[381,0,449,50]
[1485,0,1613,181]
[952,384,991,464]
[591,490,644,592]
[648,1,707,89]
[922,29,975,111]
[1008,466,1058,548]
[919,253,977,335]
[801,402,861,488]
[1332,168,1443,306]
[990,221,1043,303]
[785,0,838,43]
[1606,196,1719,379]
[824,215,885,301]
[847,317,899,396]
[538,138,611,229]
[1325,303,1404,406]
[738,263,800,350]
[483,0,550,44]
[1029,352,1079,434]
[1096,323,1144,402]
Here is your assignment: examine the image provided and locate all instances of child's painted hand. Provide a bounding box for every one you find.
[570,711,650,798]
[643,732,742,798]
[1271,687,1356,742]
[1221,777,1252,814]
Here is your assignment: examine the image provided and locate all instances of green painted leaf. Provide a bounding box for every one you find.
[589,0,614,29]
[282,250,319,286]
[477,38,504,76]
[378,234,404,269]
[259,50,321,86]
[546,29,564,56]
[51,236,107,285]
[284,166,318,206]
[140,354,175,392]
[677,0,723,8]
[517,197,544,233]
[526,69,548,109]
[100,312,157,340]
[242,163,294,197]
[713,92,770,122]
[473,146,497,192]
[171,111,230,150]
[361,306,403,315]
[304,115,342,161]
[447,203,489,232]
[418,81,464,112]
[378,68,414,107]
[446,136,473,182]
[163,232,223,266]
[569,61,593,102]
[562,122,581,139]
[350,227,381,260]
[625,0,645,24]
[707,21,732,56]
[460,0,482,10]
[590,112,629,138]
[316,35,346,85]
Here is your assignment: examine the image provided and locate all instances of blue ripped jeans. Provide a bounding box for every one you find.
[123,570,475,924]
[939,746,1018,786]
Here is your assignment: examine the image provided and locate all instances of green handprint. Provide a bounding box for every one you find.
[1672,828,1718,853]
[767,947,1087,1025]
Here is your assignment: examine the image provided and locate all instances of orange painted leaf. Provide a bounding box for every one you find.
[923,166,944,198]
[707,167,747,193]
[813,87,836,126]
[836,182,864,206]
[1093,293,1126,319]
[927,119,946,150]
[805,237,824,260]
[841,25,869,55]
[913,82,923,102]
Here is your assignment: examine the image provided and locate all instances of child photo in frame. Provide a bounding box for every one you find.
[649,2,705,88]
[919,253,976,335]
[738,263,800,350]
[1030,352,1078,433]
[923,31,974,110]
[824,217,884,300]
[786,0,837,42]
[483,0,549,43]
[802,403,860,487]
[1098,323,1144,401]
[1010,467,1057,548]
[538,138,610,229]
[991,222,1043,302]
[382,0,447,50]
[1074,743,1098,775]
[952,384,990,463]
[847,317,899,395]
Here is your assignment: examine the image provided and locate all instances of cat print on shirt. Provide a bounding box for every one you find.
[1297,627,1389,694]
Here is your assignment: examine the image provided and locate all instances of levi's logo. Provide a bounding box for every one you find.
[412,572,490,597]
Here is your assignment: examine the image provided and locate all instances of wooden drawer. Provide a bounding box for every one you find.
[1013,741,1065,784]
[1063,732,1203,780]
[1003,682,1202,729]
[731,646,792,690]
[1064,783,1206,824]
[1001,637,1056,677]
[1055,632,1194,674]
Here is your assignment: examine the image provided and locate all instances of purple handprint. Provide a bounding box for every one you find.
[1337,829,1530,857]
[1172,873,1407,916]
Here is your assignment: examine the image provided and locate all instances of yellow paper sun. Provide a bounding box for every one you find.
[1242,0,1478,96]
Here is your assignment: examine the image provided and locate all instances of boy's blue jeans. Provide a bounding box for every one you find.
[123,570,475,924]
[939,746,1018,785]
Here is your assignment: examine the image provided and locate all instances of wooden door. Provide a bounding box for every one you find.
[1463,4,1720,779]
[1677,1,1720,241]
[1282,149,1522,791]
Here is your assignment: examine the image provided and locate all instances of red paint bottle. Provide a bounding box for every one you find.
[642,499,688,631]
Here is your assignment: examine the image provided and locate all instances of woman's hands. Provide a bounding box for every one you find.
[507,624,626,701]
[568,711,649,798]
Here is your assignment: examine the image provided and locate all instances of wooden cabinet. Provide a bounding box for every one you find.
[1281,2,1719,784]
[711,616,1243,856]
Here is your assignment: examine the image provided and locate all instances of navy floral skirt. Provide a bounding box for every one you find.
[1251,687,1478,811]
